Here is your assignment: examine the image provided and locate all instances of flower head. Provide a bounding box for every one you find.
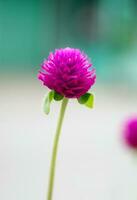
[38,47,96,98]
[123,117,137,149]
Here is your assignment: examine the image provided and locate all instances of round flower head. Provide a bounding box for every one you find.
[38,47,96,98]
[123,117,137,149]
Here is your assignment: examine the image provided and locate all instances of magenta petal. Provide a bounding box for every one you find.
[38,47,96,98]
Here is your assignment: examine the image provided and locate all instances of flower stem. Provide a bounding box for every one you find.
[47,97,69,200]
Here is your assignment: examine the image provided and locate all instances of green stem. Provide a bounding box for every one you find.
[47,98,69,200]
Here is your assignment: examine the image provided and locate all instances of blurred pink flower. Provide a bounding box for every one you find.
[123,117,137,149]
[38,47,96,98]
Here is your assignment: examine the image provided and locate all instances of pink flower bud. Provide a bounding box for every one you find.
[123,117,137,149]
[38,47,96,98]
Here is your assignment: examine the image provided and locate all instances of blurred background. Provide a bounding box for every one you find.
[0,0,137,200]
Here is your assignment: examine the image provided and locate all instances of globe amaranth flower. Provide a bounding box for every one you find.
[38,47,96,98]
[123,117,137,149]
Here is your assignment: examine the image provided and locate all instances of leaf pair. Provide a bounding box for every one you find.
[43,91,94,115]
[78,92,94,108]
[43,91,63,114]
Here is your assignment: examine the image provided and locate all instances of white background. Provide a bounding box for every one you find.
[0,78,137,200]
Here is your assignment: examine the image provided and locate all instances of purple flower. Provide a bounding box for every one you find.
[38,47,96,98]
[123,117,137,149]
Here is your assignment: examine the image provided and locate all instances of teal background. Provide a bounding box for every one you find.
[0,0,137,84]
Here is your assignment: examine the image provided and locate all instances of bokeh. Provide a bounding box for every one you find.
[0,0,137,200]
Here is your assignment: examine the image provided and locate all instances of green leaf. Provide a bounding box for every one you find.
[85,93,94,108]
[78,93,94,108]
[53,91,64,101]
[78,93,91,104]
[43,91,54,114]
